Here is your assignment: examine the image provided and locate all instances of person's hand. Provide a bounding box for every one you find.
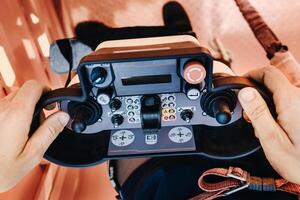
[0,80,69,192]
[238,66,300,184]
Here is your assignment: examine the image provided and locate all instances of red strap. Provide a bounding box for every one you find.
[191,167,300,200]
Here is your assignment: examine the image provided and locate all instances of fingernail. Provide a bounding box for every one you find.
[58,112,70,125]
[239,88,256,102]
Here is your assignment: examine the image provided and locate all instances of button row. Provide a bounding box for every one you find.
[163,115,176,121]
[127,104,140,110]
[126,98,140,104]
[162,102,176,108]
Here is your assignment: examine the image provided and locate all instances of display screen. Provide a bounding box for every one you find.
[112,59,180,95]
[121,74,172,86]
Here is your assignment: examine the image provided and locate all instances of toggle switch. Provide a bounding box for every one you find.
[180,109,193,123]
[111,114,124,127]
[109,98,122,112]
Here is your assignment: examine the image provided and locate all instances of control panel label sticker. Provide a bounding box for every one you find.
[177,106,196,112]
[145,134,158,145]
[187,88,201,100]
[108,111,125,117]
[168,126,193,143]
[111,130,135,147]
[107,126,196,156]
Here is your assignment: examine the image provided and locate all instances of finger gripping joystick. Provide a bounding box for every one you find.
[201,90,237,124]
[68,98,102,133]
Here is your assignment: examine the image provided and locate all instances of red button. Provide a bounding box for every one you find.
[183,61,206,84]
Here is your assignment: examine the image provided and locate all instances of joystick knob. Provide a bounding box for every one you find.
[183,61,206,85]
[91,67,107,86]
[180,109,193,123]
[71,109,88,133]
[211,100,232,124]
[68,98,102,133]
[200,90,236,125]
[111,114,124,127]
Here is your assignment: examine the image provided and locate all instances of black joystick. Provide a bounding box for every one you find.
[72,109,89,133]
[68,98,102,133]
[211,99,232,124]
[201,90,237,125]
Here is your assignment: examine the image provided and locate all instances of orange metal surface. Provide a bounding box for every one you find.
[0,0,116,199]
[0,0,300,200]
[63,0,300,75]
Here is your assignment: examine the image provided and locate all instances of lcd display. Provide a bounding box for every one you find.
[112,59,180,96]
[121,74,172,86]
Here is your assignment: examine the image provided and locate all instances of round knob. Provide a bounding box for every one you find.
[211,99,232,124]
[111,114,124,127]
[91,67,107,85]
[183,61,206,84]
[109,98,122,112]
[180,109,193,123]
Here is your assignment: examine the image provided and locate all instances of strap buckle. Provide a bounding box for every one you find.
[224,167,250,195]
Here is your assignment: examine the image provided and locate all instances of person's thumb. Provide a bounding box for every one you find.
[238,87,283,144]
[20,112,69,163]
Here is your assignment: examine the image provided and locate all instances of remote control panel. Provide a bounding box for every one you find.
[32,35,275,167]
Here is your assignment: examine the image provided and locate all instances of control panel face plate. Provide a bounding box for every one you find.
[107,126,196,156]
[39,36,271,167]
[60,91,242,134]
